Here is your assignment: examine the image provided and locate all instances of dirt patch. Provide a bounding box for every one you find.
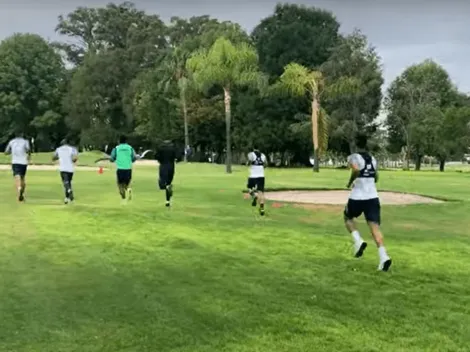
[264,190,443,205]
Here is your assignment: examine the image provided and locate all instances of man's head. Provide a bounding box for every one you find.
[15,131,24,138]
[119,135,127,144]
[60,138,68,146]
[252,145,259,152]
[356,133,368,150]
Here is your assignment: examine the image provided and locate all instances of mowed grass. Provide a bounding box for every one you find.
[0,151,104,166]
[0,164,469,352]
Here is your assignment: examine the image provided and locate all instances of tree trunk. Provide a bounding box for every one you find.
[311,96,319,173]
[439,159,445,172]
[415,155,422,171]
[223,86,232,174]
[181,90,189,162]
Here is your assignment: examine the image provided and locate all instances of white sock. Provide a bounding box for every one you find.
[378,246,388,261]
[351,230,362,243]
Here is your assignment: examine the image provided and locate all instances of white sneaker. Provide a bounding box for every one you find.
[378,258,392,272]
[354,241,367,258]
[64,198,70,204]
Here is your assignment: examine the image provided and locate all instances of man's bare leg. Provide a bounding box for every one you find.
[367,222,392,271]
[118,183,126,199]
[15,176,26,201]
[258,191,265,215]
[345,218,367,258]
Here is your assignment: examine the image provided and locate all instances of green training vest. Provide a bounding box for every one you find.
[113,143,135,170]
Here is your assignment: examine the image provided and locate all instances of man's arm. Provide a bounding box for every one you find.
[4,141,11,155]
[346,156,360,188]
[52,150,59,161]
[95,148,115,163]
[72,148,78,163]
[131,147,137,163]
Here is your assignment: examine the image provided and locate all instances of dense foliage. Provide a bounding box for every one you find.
[1,2,469,171]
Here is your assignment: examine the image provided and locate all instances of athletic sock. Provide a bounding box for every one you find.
[165,188,171,202]
[351,230,363,243]
[378,246,388,261]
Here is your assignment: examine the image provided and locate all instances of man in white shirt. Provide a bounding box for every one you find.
[247,146,267,216]
[4,133,31,202]
[344,134,392,272]
[53,139,78,204]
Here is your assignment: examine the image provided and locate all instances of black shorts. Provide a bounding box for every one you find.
[12,164,27,177]
[116,169,132,185]
[247,177,265,192]
[344,198,381,224]
[60,171,74,183]
[159,164,175,189]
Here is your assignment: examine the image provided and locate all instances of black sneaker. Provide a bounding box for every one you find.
[260,208,265,216]
[18,194,25,202]
[165,201,171,208]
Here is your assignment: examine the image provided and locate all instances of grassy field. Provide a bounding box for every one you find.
[0,151,103,166]
[0,164,469,352]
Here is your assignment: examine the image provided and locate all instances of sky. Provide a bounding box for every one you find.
[1,0,469,93]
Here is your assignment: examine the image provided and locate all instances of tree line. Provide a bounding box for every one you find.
[0,1,469,172]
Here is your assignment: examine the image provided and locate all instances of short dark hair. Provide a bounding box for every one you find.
[356,133,368,149]
[119,135,127,144]
[15,131,24,138]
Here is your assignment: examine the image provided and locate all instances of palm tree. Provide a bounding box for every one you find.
[159,47,192,161]
[277,63,328,172]
[186,37,266,173]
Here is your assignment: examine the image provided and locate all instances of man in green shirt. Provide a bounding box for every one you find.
[97,135,137,201]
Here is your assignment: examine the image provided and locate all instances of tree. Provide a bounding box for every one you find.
[385,60,455,170]
[0,33,65,147]
[187,37,266,173]
[274,63,328,172]
[252,3,340,77]
[322,30,383,154]
[434,107,470,171]
[55,2,167,67]
[64,50,135,147]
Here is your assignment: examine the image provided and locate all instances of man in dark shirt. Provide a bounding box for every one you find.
[155,140,180,207]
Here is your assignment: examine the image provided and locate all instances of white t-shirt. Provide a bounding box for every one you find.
[248,151,266,178]
[348,153,379,200]
[54,145,78,173]
[6,138,30,165]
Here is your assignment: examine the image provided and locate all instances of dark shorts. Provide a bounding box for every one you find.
[60,171,74,183]
[159,164,175,189]
[247,177,265,192]
[12,164,27,177]
[344,198,381,224]
[116,169,132,185]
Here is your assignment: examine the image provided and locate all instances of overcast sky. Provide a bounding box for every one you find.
[1,0,469,93]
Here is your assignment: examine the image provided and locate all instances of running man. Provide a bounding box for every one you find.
[155,140,180,207]
[344,133,392,272]
[52,139,78,204]
[96,135,137,202]
[247,146,267,216]
[4,132,31,202]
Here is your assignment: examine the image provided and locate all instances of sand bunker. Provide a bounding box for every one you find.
[264,190,443,205]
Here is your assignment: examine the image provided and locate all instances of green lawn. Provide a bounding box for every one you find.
[0,164,469,352]
[0,151,104,166]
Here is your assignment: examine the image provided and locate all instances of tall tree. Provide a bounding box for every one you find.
[187,37,266,173]
[384,59,456,170]
[0,33,65,147]
[273,63,328,172]
[252,3,340,77]
[55,1,167,67]
[322,30,383,154]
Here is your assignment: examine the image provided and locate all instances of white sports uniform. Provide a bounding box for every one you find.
[5,137,30,177]
[344,152,381,224]
[247,151,266,191]
[54,145,78,173]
